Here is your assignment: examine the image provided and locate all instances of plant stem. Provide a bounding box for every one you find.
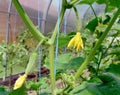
[104,36,116,55]
[49,45,55,94]
[90,4,97,18]
[73,6,81,32]
[96,36,116,75]
[35,39,44,52]
[9,66,13,90]
[96,51,103,76]
[48,2,66,94]
[69,0,80,5]
[75,8,120,80]
[12,0,45,41]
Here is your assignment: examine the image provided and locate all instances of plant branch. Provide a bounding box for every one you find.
[73,6,81,32]
[69,0,80,5]
[75,8,120,80]
[104,36,116,55]
[12,0,45,41]
[35,39,44,52]
[49,44,55,94]
[90,4,97,18]
[96,51,103,76]
[48,1,67,94]
[47,2,66,45]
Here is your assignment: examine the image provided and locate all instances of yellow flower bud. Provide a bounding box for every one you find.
[14,74,27,90]
[67,32,83,51]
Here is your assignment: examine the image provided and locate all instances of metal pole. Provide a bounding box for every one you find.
[4,0,12,78]
[13,12,17,40]
[41,0,52,34]
[6,0,12,43]
[38,0,52,78]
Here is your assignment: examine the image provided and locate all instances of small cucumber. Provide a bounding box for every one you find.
[25,52,38,75]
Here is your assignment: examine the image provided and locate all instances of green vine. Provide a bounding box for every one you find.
[12,0,46,41]
[75,8,120,79]
[73,6,81,32]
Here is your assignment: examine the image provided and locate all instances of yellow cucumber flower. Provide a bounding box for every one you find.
[67,32,83,51]
[14,74,27,90]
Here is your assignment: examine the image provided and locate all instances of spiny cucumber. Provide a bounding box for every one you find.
[25,52,38,75]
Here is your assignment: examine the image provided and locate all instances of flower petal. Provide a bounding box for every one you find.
[14,74,27,90]
[67,32,84,51]
[67,37,75,48]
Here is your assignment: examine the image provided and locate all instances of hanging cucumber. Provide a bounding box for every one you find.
[25,52,38,75]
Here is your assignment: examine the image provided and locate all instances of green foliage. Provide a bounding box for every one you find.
[70,73,120,95]
[78,0,94,5]
[68,57,84,70]
[86,17,99,32]
[0,87,9,95]
[25,52,38,75]
[56,54,84,72]
[61,73,75,88]
[0,41,29,66]
[7,0,120,95]
[109,0,120,8]
[112,23,120,32]
[96,0,107,4]
[0,41,29,79]
[56,54,72,71]
[26,78,49,90]
[106,64,120,77]
[9,86,26,95]
[58,35,70,48]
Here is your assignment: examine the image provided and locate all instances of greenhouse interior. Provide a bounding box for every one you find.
[0,0,120,95]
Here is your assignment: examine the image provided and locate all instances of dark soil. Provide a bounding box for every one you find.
[0,67,49,86]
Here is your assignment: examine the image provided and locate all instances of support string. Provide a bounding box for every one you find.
[54,0,61,76]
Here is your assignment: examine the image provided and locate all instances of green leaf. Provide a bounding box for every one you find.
[96,25,107,32]
[57,54,84,71]
[0,87,9,95]
[106,64,120,77]
[110,47,120,55]
[67,57,84,70]
[96,0,107,4]
[85,17,99,32]
[78,0,94,5]
[109,0,120,8]
[105,4,115,12]
[56,54,72,70]
[9,86,26,95]
[102,15,111,24]
[112,23,120,31]
[70,82,102,95]
[70,73,120,95]
[96,0,120,8]
[28,82,41,90]
[58,36,70,48]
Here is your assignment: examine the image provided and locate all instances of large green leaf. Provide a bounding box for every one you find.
[67,57,84,70]
[85,17,99,32]
[0,87,9,95]
[106,64,120,77]
[96,0,120,8]
[109,0,120,8]
[58,36,70,48]
[96,0,107,4]
[57,54,84,71]
[56,54,72,71]
[70,73,120,95]
[9,86,26,95]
